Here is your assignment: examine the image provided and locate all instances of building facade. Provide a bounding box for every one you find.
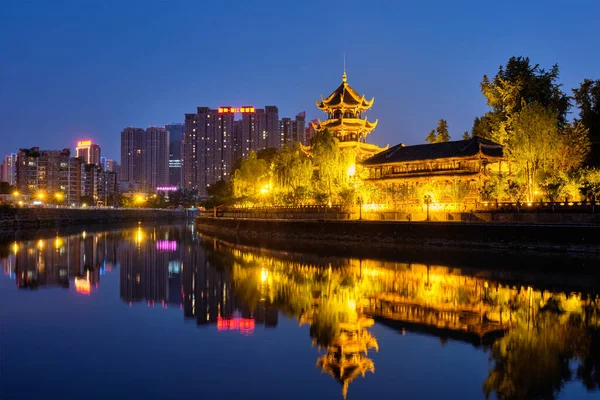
[166,123,184,188]
[0,154,17,185]
[75,141,101,165]
[142,127,170,192]
[120,127,145,188]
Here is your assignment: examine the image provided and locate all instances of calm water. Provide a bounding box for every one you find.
[1,224,599,400]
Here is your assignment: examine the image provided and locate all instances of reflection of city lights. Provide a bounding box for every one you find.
[74,278,91,295]
[156,240,177,252]
[261,268,269,282]
[37,240,44,250]
[82,231,87,239]
[136,228,144,244]
[217,317,255,334]
[12,242,18,254]
[54,237,63,249]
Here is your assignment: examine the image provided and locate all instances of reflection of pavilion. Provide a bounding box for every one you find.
[314,315,378,399]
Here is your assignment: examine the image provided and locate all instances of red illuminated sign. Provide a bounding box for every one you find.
[217,316,255,334]
[218,106,255,114]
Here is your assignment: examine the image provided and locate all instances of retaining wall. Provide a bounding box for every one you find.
[195,217,600,253]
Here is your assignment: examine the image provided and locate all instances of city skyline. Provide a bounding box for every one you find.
[2,0,599,160]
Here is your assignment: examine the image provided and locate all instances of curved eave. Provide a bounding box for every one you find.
[315,118,378,134]
[316,83,375,111]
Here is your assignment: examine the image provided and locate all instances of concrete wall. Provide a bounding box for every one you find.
[195,217,600,254]
[0,207,189,230]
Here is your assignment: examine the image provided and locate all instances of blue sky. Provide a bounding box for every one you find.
[1,0,599,160]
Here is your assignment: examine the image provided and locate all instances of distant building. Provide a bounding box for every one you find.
[75,140,101,165]
[120,127,145,189]
[165,123,184,188]
[279,112,306,147]
[142,126,169,192]
[120,127,168,192]
[0,154,17,185]
[16,147,85,204]
[183,107,233,195]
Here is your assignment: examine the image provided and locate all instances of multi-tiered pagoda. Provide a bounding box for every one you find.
[311,71,387,160]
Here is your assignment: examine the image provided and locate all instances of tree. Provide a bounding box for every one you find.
[436,119,450,142]
[425,129,437,143]
[509,102,560,201]
[232,150,270,199]
[555,121,591,173]
[310,129,344,203]
[480,56,570,125]
[462,131,471,140]
[425,120,451,143]
[272,143,313,205]
[573,79,600,165]
[204,179,232,208]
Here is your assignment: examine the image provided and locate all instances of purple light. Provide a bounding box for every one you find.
[156,186,178,192]
[156,240,177,252]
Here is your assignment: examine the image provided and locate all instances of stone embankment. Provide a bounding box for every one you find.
[195,216,600,254]
[0,207,189,231]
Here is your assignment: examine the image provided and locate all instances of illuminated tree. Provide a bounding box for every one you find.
[573,79,600,165]
[232,150,270,199]
[463,131,472,140]
[272,143,313,205]
[425,129,437,143]
[425,120,451,143]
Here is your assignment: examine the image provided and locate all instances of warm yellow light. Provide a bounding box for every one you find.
[135,227,144,244]
[347,299,356,310]
[12,242,18,254]
[259,185,269,194]
[135,194,145,203]
[54,237,63,249]
[37,192,45,200]
[82,203,88,207]
[261,268,269,282]
[77,140,92,146]
[55,192,64,201]
[37,240,44,250]
[347,163,356,177]
[12,191,19,197]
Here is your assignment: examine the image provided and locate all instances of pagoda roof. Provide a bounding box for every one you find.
[311,117,378,134]
[317,72,374,111]
[362,136,505,166]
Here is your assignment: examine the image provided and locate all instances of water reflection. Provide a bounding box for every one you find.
[1,225,600,399]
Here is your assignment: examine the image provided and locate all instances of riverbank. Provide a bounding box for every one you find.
[195,217,600,254]
[0,207,190,234]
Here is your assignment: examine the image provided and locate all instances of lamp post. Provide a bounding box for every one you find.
[424,194,432,222]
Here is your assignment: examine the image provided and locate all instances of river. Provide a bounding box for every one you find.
[1,223,599,399]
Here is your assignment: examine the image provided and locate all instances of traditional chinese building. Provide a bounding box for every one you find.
[308,71,387,160]
[361,136,507,204]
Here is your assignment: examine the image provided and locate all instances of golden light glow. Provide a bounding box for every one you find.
[77,140,92,146]
[54,237,63,249]
[37,192,45,200]
[74,277,91,295]
[12,242,18,254]
[37,240,44,250]
[259,184,269,194]
[347,299,356,310]
[54,192,64,201]
[12,191,19,197]
[347,163,356,177]
[135,227,144,244]
[261,268,269,282]
[135,194,145,203]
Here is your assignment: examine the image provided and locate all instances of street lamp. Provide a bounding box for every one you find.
[424,194,432,222]
[55,192,64,205]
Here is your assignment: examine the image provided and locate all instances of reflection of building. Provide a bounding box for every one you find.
[315,315,378,399]
[4,231,119,293]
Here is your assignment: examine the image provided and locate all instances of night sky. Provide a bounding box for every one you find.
[1,0,599,160]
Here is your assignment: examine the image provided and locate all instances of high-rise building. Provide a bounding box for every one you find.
[265,106,280,148]
[183,108,233,195]
[16,147,84,204]
[142,127,169,192]
[75,140,101,165]
[165,123,184,187]
[120,127,144,188]
[0,154,17,185]
[279,112,307,147]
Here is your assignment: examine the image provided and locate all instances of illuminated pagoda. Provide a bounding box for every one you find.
[308,71,387,160]
[314,315,379,399]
